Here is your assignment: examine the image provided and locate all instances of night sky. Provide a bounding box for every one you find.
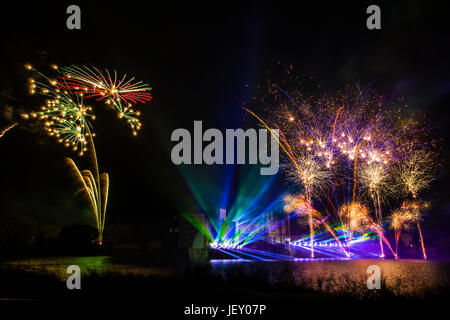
[1,1,450,253]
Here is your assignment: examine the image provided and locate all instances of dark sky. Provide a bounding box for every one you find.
[1,1,450,245]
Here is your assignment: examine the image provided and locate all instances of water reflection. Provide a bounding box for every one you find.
[1,256,173,279]
[210,259,450,296]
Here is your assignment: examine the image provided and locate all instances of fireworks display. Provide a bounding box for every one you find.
[23,64,152,154]
[18,63,439,259]
[241,71,440,259]
[23,64,152,243]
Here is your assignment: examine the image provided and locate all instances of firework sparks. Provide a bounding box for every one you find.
[59,65,152,104]
[391,209,410,258]
[395,150,435,199]
[22,80,93,156]
[58,65,151,136]
[24,66,96,155]
[284,155,331,198]
[360,163,394,202]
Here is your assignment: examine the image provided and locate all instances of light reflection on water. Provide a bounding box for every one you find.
[1,256,173,279]
[210,258,450,296]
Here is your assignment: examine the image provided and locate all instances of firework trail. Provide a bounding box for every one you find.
[392,201,428,259]
[391,210,406,258]
[0,123,17,139]
[391,202,422,258]
[284,156,330,257]
[284,193,350,257]
[359,162,394,257]
[337,202,395,256]
[67,156,109,245]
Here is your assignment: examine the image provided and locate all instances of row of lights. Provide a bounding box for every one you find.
[210,243,244,250]
[289,241,348,248]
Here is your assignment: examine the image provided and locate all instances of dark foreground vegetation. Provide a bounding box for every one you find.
[0,262,448,317]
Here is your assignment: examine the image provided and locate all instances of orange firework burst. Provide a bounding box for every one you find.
[283,193,318,218]
[391,200,429,259]
[339,202,372,234]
